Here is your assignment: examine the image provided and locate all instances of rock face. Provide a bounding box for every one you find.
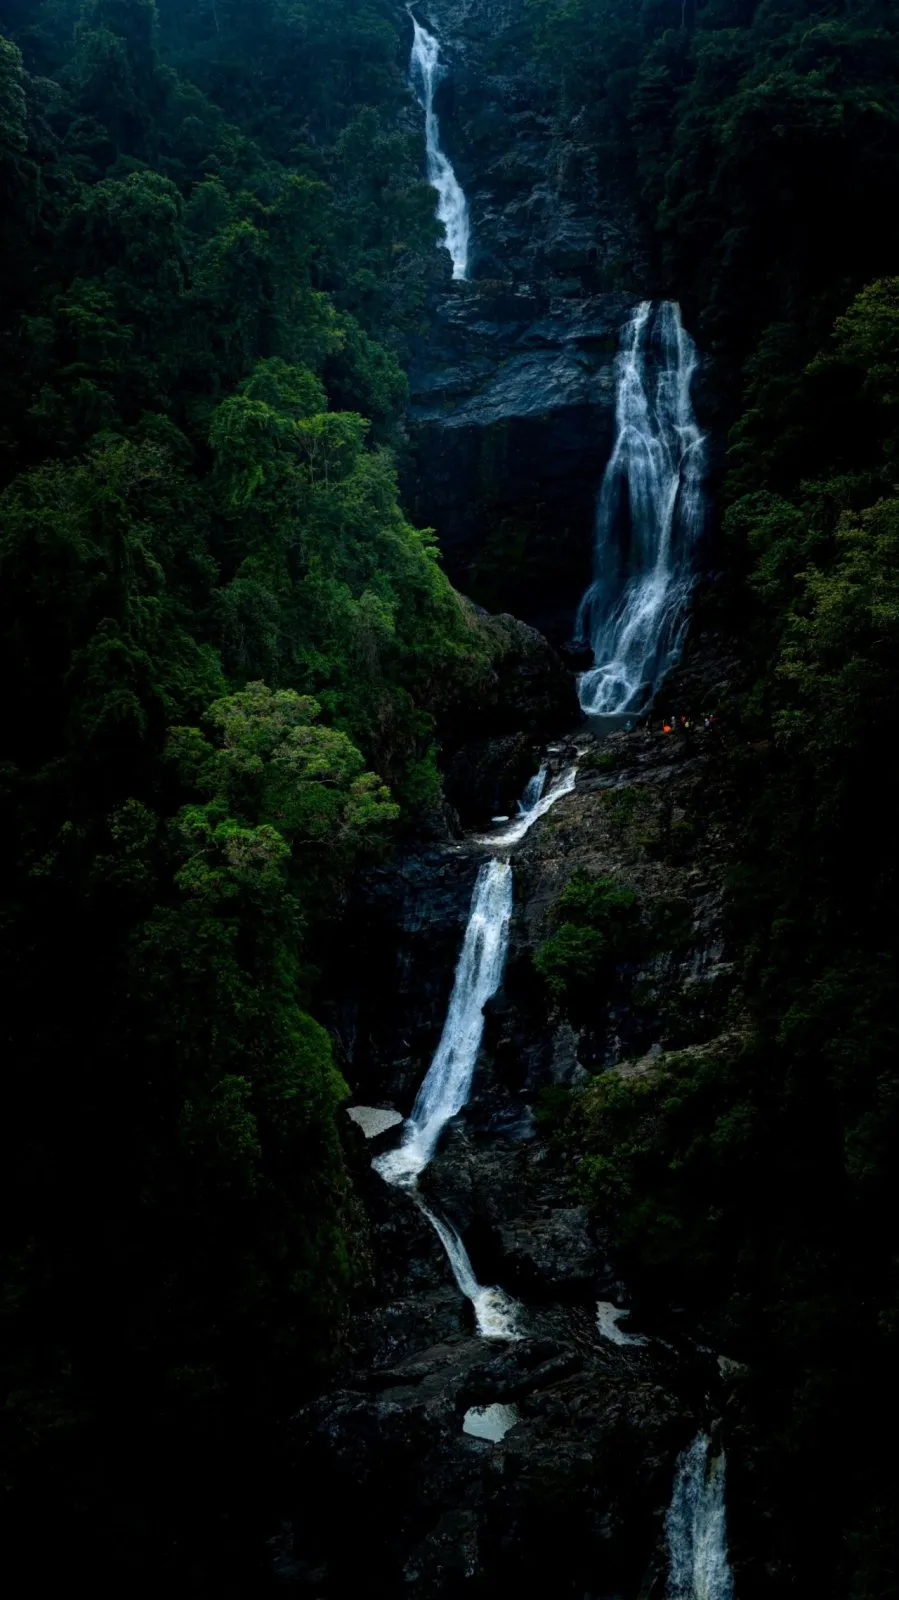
[394,0,648,642]
[404,289,634,644]
[289,1322,694,1599]
[438,600,578,825]
[277,8,753,1594]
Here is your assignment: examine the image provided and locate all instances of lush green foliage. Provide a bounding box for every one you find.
[0,0,482,1584]
[528,0,899,378]
[6,0,899,1590]
[534,872,643,1010]
[545,1039,753,1293]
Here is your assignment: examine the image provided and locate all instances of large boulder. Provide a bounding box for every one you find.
[437,599,577,824]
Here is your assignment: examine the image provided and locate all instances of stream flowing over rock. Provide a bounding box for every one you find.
[575,301,705,716]
[275,4,749,1595]
[280,650,747,1594]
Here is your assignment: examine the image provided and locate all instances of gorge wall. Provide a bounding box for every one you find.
[398,0,649,644]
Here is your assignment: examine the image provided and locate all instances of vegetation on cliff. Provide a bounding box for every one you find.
[0,0,491,1582]
[530,2,899,1589]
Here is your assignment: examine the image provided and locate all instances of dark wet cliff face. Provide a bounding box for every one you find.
[276,15,760,1599]
[398,0,647,645]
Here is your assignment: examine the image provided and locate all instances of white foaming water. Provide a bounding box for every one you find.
[418,1196,521,1340]
[373,858,520,1338]
[489,766,577,846]
[596,1300,647,1348]
[517,764,548,816]
[577,301,705,716]
[665,1433,735,1600]
[375,859,513,1185]
[409,16,470,279]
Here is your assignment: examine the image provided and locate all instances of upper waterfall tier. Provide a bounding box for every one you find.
[576,300,706,716]
[410,16,470,280]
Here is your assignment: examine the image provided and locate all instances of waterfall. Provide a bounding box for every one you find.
[409,15,470,280]
[374,763,578,1335]
[665,1433,735,1600]
[375,859,513,1186]
[576,301,705,717]
[417,1196,520,1340]
[490,765,576,846]
[374,858,518,1336]
[517,764,548,816]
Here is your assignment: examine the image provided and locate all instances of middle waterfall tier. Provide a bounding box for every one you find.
[373,760,579,1337]
[417,1196,520,1340]
[375,857,513,1186]
[576,300,706,718]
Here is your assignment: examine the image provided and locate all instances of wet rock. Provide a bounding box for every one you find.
[444,731,534,827]
[292,1320,691,1598]
[496,1207,597,1300]
[298,657,745,1589]
[550,1020,589,1086]
[433,599,577,824]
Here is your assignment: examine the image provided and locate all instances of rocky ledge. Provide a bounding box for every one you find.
[402,287,636,643]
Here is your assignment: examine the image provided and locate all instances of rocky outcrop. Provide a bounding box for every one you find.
[438,600,577,824]
[285,1323,696,1599]
[403,288,635,642]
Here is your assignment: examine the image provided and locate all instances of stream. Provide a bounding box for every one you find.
[372,764,577,1337]
[307,17,738,1595]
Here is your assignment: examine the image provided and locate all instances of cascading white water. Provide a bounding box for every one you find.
[665,1433,735,1600]
[373,858,517,1336]
[517,764,548,816]
[489,765,576,846]
[375,859,513,1186]
[373,764,579,1336]
[596,1301,647,1348]
[576,301,705,717]
[417,1195,520,1339]
[409,15,470,280]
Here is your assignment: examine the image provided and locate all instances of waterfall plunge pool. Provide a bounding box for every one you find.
[596,1301,648,1348]
[462,1403,520,1443]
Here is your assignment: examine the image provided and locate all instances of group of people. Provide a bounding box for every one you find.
[659,711,718,736]
[616,710,720,737]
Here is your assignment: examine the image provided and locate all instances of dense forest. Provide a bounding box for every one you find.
[0,0,500,1582]
[2,0,899,1594]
